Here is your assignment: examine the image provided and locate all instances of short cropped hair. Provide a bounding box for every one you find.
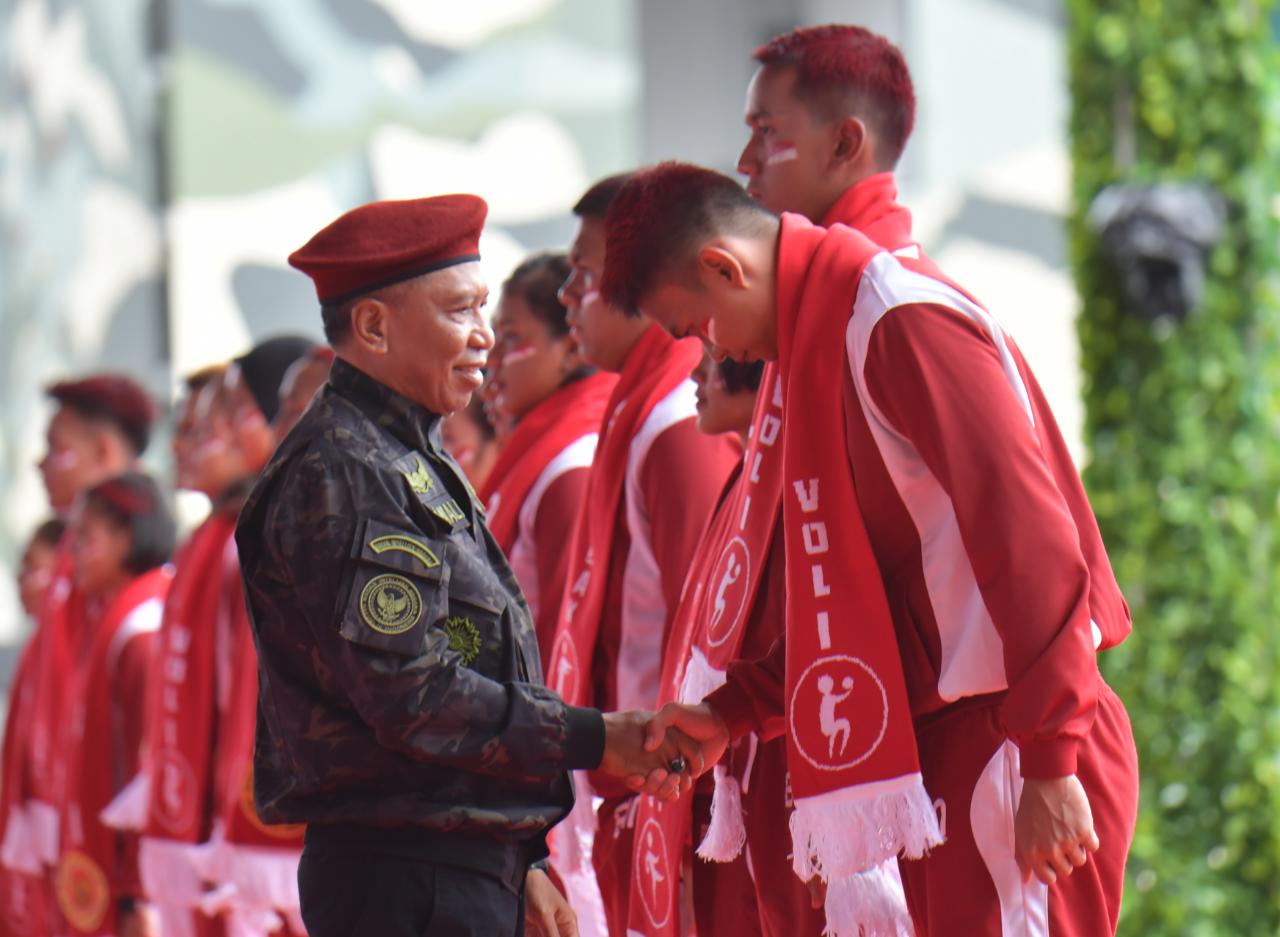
[755,24,916,166]
[601,162,776,317]
[503,253,573,339]
[719,359,765,395]
[28,518,67,552]
[573,173,634,220]
[46,375,157,456]
[81,473,176,576]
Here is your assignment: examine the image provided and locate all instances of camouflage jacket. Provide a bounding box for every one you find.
[235,359,604,844]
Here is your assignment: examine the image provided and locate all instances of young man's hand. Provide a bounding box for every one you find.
[1014,775,1099,884]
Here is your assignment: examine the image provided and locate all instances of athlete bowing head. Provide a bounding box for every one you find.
[601,163,779,364]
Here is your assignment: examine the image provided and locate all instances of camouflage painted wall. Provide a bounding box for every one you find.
[0,0,166,642]
[0,0,640,644]
[167,0,640,374]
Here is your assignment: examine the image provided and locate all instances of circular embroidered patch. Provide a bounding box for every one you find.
[359,574,423,635]
[55,850,109,933]
[444,615,482,664]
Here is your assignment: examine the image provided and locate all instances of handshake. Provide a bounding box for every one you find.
[597,702,731,801]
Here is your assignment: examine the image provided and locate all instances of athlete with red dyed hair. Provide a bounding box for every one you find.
[619,27,927,936]
[739,24,916,227]
[609,160,1139,937]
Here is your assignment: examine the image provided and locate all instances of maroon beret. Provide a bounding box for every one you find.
[289,194,488,305]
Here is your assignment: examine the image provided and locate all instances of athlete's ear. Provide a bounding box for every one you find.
[832,116,868,167]
[697,246,748,291]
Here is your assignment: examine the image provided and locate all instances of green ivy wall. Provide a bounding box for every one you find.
[1067,2,1280,933]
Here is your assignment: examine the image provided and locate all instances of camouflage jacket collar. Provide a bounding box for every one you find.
[329,358,444,455]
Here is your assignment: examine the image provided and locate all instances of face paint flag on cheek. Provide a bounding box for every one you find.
[502,344,538,366]
[764,141,800,166]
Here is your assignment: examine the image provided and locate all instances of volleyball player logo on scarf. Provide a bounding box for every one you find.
[775,215,943,937]
[546,323,701,881]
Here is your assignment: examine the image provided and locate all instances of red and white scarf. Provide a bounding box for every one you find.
[545,325,701,886]
[13,545,87,872]
[56,568,170,936]
[547,324,702,709]
[196,583,306,935]
[776,215,943,937]
[624,359,792,935]
[131,511,237,935]
[0,631,55,936]
[480,370,617,552]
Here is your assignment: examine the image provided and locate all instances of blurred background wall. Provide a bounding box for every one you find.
[0,0,1077,642]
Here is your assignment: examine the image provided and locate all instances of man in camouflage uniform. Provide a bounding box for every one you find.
[236,195,693,937]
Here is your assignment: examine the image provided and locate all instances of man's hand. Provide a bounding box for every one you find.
[599,710,703,798]
[636,702,731,800]
[1014,775,1099,885]
[525,868,577,937]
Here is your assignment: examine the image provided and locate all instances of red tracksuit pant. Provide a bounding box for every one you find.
[899,679,1138,936]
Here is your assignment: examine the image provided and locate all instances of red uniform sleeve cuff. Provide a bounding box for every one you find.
[1018,738,1079,778]
[704,682,759,742]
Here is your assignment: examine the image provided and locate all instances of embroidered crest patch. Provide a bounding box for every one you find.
[55,850,110,933]
[369,534,440,570]
[444,615,482,664]
[360,574,424,635]
[402,456,434,494]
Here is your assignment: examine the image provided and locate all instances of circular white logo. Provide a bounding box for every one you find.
[635,817,673,928]
[788,655,889,772]
[705,537,752,648]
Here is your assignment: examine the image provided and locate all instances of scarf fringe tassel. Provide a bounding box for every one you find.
[696,765,747,862]
[791,779,942,937]
[821,862,915,937]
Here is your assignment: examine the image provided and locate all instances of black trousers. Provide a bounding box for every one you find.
[298,839,527,937]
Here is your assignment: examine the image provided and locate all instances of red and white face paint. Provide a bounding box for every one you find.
[501,343,538,366]
[764,139,800,166]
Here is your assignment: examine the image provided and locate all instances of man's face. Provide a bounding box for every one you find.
[639,274,773,365]
[384,262,493,415]
[737,65,839,221]
[39,407,104,512]
[560,216,639,373]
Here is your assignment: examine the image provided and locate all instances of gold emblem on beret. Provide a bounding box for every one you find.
[402,456,434,495]
[444,616,482,665]
[370,534,440,569]
[55,850,110,933]
[360,574,423,635]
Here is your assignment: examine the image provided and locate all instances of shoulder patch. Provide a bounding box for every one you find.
[444,615,482,665]
[429,499,468,526]
[369,534,440,570]
[402,455,435,494]
[359,573,424,635]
